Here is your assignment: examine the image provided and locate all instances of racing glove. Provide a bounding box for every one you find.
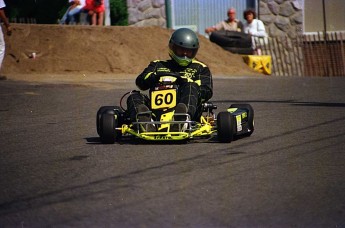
[199,85,213,101]
[143,72,161,87]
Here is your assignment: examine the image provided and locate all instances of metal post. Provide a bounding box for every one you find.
[257,0,260,19]
[322,0,327,40]
[165,0,172,29]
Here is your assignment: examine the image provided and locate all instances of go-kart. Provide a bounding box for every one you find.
[96,73,254,143]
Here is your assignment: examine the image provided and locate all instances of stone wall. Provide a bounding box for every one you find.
[259,0,303,38]
[127,0,166,27]
[258,0,304,76]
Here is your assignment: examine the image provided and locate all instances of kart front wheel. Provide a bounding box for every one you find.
[230,103,254,136]
[217,111,234,143]
[100,110,119,144]
[97,106,117,136]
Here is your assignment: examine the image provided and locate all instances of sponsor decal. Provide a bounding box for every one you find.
[236,115,242,132]
[155,136,173,140]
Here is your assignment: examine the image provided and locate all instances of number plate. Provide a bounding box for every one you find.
[151,89,177,110]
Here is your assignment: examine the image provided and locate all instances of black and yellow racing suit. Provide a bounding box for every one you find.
[127,59,213,121]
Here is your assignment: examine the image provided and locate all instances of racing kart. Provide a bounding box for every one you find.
[96,73,254,143]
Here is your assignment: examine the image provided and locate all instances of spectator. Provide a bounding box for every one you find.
[243,8,267,37]
[60,0,86,25]
[243,8,268,53]
[205,8,243,35]
[207,8,252,55]
[0,0,11,74]
[84,0,105,26]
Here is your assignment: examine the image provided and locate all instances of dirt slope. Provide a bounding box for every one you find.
[2,24,258,79]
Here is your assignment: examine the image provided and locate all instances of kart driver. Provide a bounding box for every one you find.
[127,28,213,131]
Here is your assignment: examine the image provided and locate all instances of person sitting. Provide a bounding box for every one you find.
[84,0,105,25]
[60,0,86,25]
[205,8,243,35]
[126,28,213,132]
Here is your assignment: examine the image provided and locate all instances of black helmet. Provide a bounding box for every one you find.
[169,28,199,66]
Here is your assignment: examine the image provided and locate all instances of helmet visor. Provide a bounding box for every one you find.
[171,43,198,59]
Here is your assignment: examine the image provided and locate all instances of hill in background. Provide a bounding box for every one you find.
[2,24,258,77]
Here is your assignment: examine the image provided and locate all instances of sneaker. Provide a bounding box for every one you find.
[171,103,188,132]
[136,104,156,132]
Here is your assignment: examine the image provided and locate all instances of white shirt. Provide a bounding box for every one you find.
[0,0,6,9]
[243,19,267,37]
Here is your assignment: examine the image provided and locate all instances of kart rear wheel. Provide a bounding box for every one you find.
[97,106,118,136]
[230,104,254,135]
[100,110,119,144]
[217,111,234,143]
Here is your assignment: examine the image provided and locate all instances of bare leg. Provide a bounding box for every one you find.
[97,12,104,26]
[91,13,97,25]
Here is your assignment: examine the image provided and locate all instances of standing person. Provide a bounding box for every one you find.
[0,0,11,74]
[243,8,267,38]
[60,0,86,24]
[205,8,243,35]
[243,8,268,53]
[84,0,105,25]
[127,28,213,131]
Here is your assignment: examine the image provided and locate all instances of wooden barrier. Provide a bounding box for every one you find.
[253,31,345,77]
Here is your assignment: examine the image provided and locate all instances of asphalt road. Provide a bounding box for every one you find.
[0,76,344,227]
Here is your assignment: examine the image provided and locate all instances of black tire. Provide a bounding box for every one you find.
[100,110,118,144]
[209,31,252,48]
[230,104,254,135]
[96,106,119,136]
[217,111,234,143]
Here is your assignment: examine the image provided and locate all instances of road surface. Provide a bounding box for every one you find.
[0,76,344,227]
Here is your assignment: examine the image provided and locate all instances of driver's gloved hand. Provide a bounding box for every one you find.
[148,72,161,85]
[200,85,213,101]
[175,76,189,85]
